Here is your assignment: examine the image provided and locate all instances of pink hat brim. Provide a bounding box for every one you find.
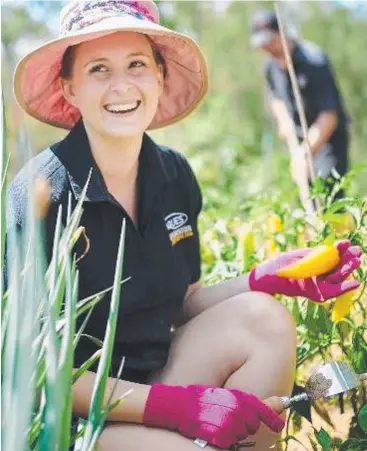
[13,15,209,130]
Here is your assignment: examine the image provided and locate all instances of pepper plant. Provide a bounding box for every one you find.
[199,169,367,450]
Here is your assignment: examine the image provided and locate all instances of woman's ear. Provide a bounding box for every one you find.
[60,78,77,107]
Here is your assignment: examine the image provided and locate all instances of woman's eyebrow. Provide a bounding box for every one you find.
[84,57,109,67]
[84,52,151,67]
[128,52,151,58]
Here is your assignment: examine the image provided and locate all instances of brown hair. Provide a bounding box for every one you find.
[60,36,167,79]
[60,45,76,79]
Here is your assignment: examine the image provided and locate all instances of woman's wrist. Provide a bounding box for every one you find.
[143,383,186,429]
[72,371,152,423]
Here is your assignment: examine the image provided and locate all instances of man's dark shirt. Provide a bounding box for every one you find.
[265,40,350,175]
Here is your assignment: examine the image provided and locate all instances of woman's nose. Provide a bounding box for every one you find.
[109,73,132,93]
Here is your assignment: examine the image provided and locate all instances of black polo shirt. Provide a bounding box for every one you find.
[265,40,350,175]
[6,119,202,381]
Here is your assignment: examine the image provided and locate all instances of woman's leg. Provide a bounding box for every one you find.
[98,292,297,451]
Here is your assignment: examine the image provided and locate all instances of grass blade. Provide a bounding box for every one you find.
[81,218,126,449]
[58,266,79,451]
[72,350,102,384]
[1,88,9,276]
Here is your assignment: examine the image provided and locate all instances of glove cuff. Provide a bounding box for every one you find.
[249,268,277,296]
[143,383,186,430]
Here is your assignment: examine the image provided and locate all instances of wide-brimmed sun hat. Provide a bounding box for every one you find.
[13,0,209,130]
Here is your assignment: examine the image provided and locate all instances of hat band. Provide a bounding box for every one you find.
[61,0,157,37]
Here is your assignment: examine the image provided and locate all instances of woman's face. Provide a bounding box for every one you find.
[62,31,163,140]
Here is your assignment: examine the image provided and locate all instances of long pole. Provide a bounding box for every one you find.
[274,2,321,218]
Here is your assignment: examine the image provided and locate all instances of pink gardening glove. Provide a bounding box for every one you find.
[143,384,284,449]
[249,240,361,302]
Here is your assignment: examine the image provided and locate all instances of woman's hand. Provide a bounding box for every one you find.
[249,240,361,302]
[143,384,284,449]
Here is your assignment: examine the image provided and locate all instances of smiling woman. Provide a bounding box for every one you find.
[6,1,362,451]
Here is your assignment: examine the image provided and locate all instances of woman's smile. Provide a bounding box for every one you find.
[103,100,142,116]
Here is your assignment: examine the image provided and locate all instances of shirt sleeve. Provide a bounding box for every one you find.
[180,155,203,284]
[312,62,341,113]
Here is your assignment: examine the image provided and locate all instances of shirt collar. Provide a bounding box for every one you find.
[54,119,176,203]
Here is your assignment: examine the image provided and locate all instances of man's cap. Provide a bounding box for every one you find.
[250,9,279,48]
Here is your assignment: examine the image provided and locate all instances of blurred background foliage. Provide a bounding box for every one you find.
[2,1,367,213]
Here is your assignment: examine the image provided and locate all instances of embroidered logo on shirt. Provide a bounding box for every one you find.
[165,212,193,245]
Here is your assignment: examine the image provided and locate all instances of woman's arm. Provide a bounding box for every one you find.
[181,273,251,321]
[72,370,151,422]
[181,240,361,324]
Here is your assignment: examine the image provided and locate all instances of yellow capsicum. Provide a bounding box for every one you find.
[332,280,359,321]
[267,214,283,256]
[277,244,340,279]
[323,212,356,236]
[240,228,255,271]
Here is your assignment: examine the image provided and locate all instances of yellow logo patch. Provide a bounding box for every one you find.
[165,212,193,246]
[170,226,194,245]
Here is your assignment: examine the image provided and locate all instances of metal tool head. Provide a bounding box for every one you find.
[305,361,360,400]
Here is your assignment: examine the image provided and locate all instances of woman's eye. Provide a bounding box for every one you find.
[129,60,146,69]
[89,64,107,74]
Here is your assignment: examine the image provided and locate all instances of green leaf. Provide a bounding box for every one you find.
[1,88,10,281]
[316,305,333,336]
[351,326,367,373]
[58,260,78,451]
[358,404,367,432]
[73,306,95,349]
[291,299,303,324]
[314,427,331,450]
[72,350,102,384]
[327,198,361,215]
[339,438,367,451]
[81,219,126,450]
[80,334,104,348]
[48,205,63,298]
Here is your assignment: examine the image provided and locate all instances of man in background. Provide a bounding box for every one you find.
[250,8,350,199]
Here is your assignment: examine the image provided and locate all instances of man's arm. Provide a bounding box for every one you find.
[269,96,299,150]
[305,110,338,155]
[265,63,299,151]
[268,96,308,186]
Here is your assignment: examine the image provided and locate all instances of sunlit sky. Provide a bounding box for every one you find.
[4,0,367,56]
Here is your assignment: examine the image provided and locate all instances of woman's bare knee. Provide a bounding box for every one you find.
[235,292,296,341]
[159,291,296,387]
[201,291,297,348]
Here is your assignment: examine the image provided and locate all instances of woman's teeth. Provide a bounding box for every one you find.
[105,101,140,113]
